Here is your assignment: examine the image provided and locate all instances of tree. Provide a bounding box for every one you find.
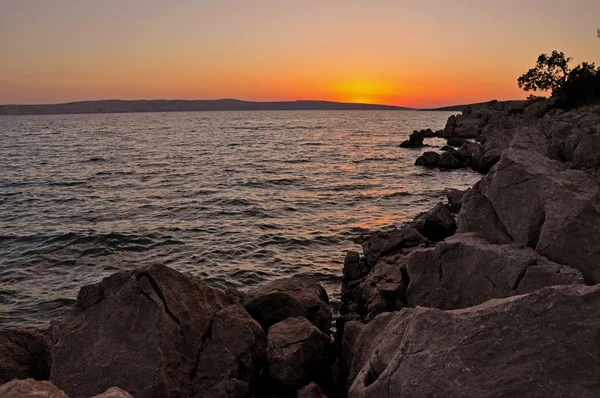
[517,51,572,96]
[555,62,600,108]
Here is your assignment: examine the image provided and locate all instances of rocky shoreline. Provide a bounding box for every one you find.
[2,100,600,397]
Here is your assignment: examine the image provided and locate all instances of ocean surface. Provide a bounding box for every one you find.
[0,110,481,328]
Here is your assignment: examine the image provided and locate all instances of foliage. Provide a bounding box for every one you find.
[517,51,572,96]
[555,62,600,109]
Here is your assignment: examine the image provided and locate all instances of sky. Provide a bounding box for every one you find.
[1,0,599,108]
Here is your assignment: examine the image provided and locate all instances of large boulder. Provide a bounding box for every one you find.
[346,284,600,397]
[297,382,327,398]
[361,227,426,267]
[414,151,440,167]
[192,304,266,396]
[399,131,426,148]
[50,264,253,398]
[412,202,456,241]
[405,233,584,310]
[458,140,600,283]
[445,189,466,213]
[438,151,465,169]
[243,276,332,334]
[0,328,51,384]
[266,317,334,391]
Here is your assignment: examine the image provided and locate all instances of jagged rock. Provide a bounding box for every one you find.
[399,133,426,148]
[266,317,333,390]
[0,328,51,384]
[346,284,600,397]
[446,189,466,213]
[438,151,465,169]
[361,227,426,267]
[0,379,69,398]
[50,264,244,398]
[297,381,327,398]
[243,276,332,334]
[414,151,439,167]
[192,304,266,395]
[458,142,600,283]
[412,203,456,241]
[446,136,468,147]
[341,255,408,320]
[405,233,584,310]
[573,133,600,168]
[342,251,370,282]
[458,141,483,168]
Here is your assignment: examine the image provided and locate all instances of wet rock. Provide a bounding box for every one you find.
[405,233,584,310]
[446,188,466,213]
[192,304,266,395]
[50,264,242,397]
[297,381,327,398]
[414,151,439,167]
[0,327,51,384]
[346,284,600,397]
[243,276,332,334]
[266,317,334,391]
[446,136,468,147]
[0,379,69,398]
[438,151,465,169]
[412,202,456,241]
[361,227,426,267]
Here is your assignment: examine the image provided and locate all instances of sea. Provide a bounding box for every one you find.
[0,110,481,328]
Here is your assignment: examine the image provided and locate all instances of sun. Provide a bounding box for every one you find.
[332,80,396,105]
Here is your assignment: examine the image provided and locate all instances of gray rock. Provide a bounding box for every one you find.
[346,284,600,397]
[414,151,440,167]
[0,379,69,398]
[266,317,333,390]
[412,203,456,241]
[405,233,584,310]
[438,151,465,169]
[297,381,327,398]
[50,264,241,398]
[445,189,466,213]
[573,133,600,168]
[0,327,51,384]
[243,276,332,334]
[361,227,426,267]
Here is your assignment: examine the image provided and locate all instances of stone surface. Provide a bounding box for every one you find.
[412,202,456,241]
[414,151,439,167]
[405,233,584,310]
[266,317,333,390]
[243,276,332,334]
[50,264,244,398]
[361,227,426,267]
[92,387,135,398]
[195,379,249,398]
[438,151,465,169]
[192,304,266,395]
[445,189,466,213]
[346,285,600,397]
[0,379,68,398]
[297,381,327,398]
[0,327,51,384]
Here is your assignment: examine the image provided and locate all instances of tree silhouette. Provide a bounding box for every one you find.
[517,51,572,96]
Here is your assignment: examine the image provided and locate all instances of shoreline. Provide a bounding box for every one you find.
[3,99,600,397]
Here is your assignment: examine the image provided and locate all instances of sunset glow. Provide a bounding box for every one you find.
[1,0,600,108]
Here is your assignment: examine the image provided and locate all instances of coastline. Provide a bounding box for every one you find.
[3,99,600,397]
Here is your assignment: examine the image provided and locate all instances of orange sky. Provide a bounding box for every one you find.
[1,0,599,108]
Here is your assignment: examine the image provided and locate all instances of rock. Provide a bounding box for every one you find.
[50,264,243,398]
[0,327,51,384]
[573,133,600,168]
[342,250,370,282]
[438,151,465,169]
[446,136,468,147]
[341,255,408,320]
[361,227,426,267]
[446,189,466,213]
[457,141,483,169]
[414,151,439,167]
[243,276,332,334]
[458,143,600,283]
[405,233,584,310]
[412,202,456,241]
[92,387,135,398]
[196,379,249,398]
[266,317,333,390]
[399,131,427,148]
[297,381,327,398]
[346,284,600,397]
[192,304,266,395]
[0,379,69,398]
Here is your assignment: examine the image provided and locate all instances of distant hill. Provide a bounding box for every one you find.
[0,99,413,115]
[423,100,526,112]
